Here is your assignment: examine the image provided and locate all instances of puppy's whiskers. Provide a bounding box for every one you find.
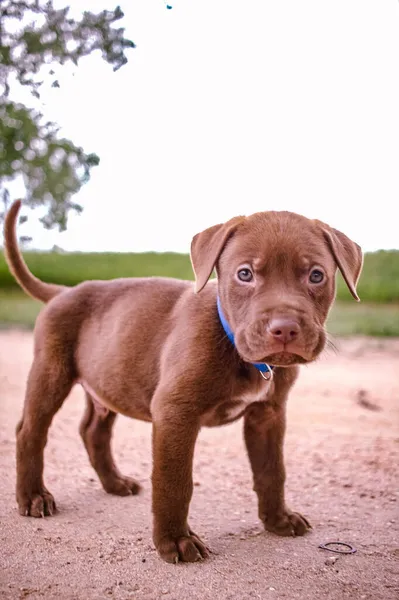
[325,336,339,355]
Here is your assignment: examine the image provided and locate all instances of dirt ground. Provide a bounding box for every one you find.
[0,331,398,600]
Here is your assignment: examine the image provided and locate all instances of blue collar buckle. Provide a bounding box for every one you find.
[216,296,274,381]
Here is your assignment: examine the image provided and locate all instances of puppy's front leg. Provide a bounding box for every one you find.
[244,399,311,537]
[151,405,209,564]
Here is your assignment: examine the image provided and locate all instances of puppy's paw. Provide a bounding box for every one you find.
[102,475,141,496]
[263,510,311,537]
[156,532,210,564]
[18,489,56,518]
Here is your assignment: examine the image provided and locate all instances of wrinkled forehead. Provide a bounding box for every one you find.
[220,211,334,270]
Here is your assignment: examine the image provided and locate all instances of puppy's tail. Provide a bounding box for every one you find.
[3,200,66,303]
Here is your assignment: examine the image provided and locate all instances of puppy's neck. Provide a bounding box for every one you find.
[216,295,274,381]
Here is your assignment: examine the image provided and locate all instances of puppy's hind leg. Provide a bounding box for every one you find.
[79,393,141,496]
[16,354,74,518]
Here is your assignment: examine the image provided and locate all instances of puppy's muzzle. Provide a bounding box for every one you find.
[235,313,325,366]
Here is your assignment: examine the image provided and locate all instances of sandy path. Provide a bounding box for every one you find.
[0,331,398,600]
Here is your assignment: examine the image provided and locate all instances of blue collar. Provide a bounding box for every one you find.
[216,296,274,379]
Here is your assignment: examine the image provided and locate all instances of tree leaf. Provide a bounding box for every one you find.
[0,0,135,237]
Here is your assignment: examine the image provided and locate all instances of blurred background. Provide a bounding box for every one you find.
[0,0,398,333]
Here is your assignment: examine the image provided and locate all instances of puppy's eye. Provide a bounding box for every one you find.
[309,268,324,284]
[237,268,253,283]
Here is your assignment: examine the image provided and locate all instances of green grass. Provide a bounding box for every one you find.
[327,301,399,337]
[0,251,195,289]
[335,249,399,303]
[0,290,397,337]
[0,248,398,335]
[0,289,42,329]
[0,249,398,303]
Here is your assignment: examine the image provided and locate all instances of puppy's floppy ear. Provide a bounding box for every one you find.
[322,227,363,301]
[190,216,245,293]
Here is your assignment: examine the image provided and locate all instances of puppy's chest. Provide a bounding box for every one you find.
[200,379,272,427]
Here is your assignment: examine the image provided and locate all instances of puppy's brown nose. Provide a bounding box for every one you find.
[268,318,300,344]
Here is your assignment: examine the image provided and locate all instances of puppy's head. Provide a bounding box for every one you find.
[190,211,362,367]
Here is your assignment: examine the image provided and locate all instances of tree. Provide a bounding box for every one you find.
[0,0,135,235]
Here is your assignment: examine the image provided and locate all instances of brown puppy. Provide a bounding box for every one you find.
[4,200,362,564]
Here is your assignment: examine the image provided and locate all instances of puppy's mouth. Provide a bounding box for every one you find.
[258,351,309,366]
[237,334,325,367]
[235,321,326,368]
[242,350,310,367]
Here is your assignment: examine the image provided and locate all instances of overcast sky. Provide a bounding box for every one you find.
[12,0,399,253]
